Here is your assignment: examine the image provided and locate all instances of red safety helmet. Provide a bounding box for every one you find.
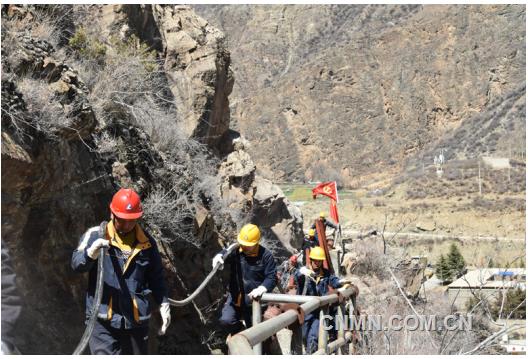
[109,188,143,219]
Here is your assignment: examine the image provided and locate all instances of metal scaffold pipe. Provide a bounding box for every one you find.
[317,307,328,353]
[260,293,317,304]
[243,307,299,346]
[227,286,358,354]
[252,300,262,355]
[313,331,353,355]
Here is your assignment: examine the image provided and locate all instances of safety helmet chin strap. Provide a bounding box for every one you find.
[110,213,137,236]
[110,214,120,236]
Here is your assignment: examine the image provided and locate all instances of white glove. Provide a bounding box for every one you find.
[339,278,352,285]
[158,302,171,335]
[299,266,314,277]
[248,285,267,299]
[212,253,224,270]
[87,238,109,259]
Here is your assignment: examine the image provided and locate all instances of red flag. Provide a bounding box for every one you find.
[312,181,338,201]
[330,199,339,224]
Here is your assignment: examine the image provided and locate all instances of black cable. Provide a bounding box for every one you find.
[168,243,239,306]
[72,247,105,355]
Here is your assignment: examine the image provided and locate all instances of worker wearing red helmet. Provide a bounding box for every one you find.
[71,188,170,354]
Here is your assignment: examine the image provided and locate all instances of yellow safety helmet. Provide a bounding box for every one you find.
[319,211,326,218]
[308,228,316,237]
[237,224,261,246]
[309,246,326,261]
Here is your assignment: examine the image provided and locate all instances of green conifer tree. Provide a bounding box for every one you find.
[436,254,452,283]
[447,243,466,279]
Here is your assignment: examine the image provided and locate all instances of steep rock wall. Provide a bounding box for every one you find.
[1,5,302,354]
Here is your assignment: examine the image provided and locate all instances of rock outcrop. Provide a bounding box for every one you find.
[218,137,303,257]
[95,4,234,153]
[155,5,234,152]
[252,176,303,255]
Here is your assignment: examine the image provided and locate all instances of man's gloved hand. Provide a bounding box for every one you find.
[248,286,267,299]
[158,302,171,336]
[86,238,109,260]
[299,266,314,277]
[339,278,352,284]
[212,253,224,270]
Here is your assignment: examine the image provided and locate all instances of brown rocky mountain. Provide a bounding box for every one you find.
[193,4,526,187]
[1,4,301,354]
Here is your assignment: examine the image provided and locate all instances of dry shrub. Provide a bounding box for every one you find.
[14,77,71,138]
[92,130,118,154]
[344,231,487,354]
[142,187,196,245]
[71,34,182,152]
[140,133,247,247]
[345,237,390,280]
[353,265,482,354]
[1,5,64,57]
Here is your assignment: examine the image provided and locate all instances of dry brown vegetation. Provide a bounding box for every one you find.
[344,236,519,355]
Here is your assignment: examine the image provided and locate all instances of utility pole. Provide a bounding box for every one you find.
[478,160,482,196]
[508,141,511,183]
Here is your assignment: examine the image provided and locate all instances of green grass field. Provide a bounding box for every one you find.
[280,184,313,201]
[279,183,357,201]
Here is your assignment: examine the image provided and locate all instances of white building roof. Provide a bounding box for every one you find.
[448,268,526,289]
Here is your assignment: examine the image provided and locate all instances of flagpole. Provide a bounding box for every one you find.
[335,181,339,203]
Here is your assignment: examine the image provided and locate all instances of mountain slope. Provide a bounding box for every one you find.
[194,4,526,186]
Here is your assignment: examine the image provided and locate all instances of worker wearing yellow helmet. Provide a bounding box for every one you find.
[310,211,339,249]
[295,246,350,353]
[311,211,338,232]
[211,224,277,336]
[300,228,318,265]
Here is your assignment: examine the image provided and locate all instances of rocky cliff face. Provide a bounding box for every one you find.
[193,4,525,186]
[1,4,302,354]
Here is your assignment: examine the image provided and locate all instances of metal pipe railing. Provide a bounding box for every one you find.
[260,293,318,304]
[227,286,358,355]
[313,331,353,355]
[336,304,345,355]
[317,307,328,353]
[252,300,262,354]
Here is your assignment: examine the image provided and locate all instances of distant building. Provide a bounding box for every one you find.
[447,268,526,309]
[482,156,511,169]
[500,334,526,355]
[502,341,526,355]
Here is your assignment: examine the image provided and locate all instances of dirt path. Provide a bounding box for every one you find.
[340,229,525,243]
